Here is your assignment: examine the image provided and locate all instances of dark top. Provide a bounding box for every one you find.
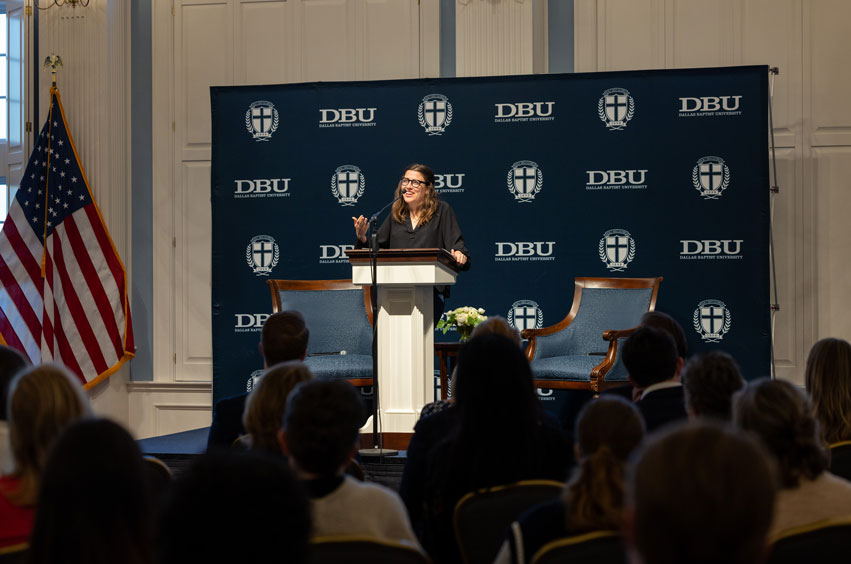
[507,499,625,564]
[206,393,248,451]
[356,200,470,295]
[829,443,851,482]
[637,386,687,433]
[420,415,570,564]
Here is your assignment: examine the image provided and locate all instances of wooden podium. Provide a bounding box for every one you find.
[347,249,459,435]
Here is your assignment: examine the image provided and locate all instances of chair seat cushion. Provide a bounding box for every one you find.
[304,354,373,381]
[530,355,629,383]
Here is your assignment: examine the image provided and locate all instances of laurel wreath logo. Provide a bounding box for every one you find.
[244,105,279,140]
[331,170,366,205]
[693,303,732,341]
[693,162,731,198]
[599,233,635,269]
[245,238,279,274]
[626,97,635,122]
[597,98,606,124]
[598,93,634,128]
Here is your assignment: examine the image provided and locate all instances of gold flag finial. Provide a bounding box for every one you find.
[43,54,63,87]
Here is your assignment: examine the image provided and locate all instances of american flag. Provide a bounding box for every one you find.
[0,87,134,388]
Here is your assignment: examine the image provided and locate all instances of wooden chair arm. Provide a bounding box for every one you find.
[602,326,640,341]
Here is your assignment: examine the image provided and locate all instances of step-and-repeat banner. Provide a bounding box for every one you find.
[211,66,770,411]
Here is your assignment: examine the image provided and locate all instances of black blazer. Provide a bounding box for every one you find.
[206,393,248,451]
[637,385,687,433]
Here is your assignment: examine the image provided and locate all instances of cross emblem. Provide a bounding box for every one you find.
[424,100,446,127]
[701,306,724,334]
[700,163,724,190]
[605,94,628,122]
[253,242,273,267]
[514,167,536,194]
[337,172,359,198]
[252,106,273,132]
[606,236,629,263]
[513,307,537,331]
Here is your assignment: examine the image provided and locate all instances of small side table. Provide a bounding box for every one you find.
[434,342,463,400]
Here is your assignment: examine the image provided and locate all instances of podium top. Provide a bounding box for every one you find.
[346,248,460,272]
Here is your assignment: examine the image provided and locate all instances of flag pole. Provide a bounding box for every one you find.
[39,54,63,276]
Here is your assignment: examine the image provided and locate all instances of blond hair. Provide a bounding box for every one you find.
[805,337,851,444]
[242,361,313,453]
[3,364,90,505]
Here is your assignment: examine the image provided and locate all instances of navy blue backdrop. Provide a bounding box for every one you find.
[210,65,770,410]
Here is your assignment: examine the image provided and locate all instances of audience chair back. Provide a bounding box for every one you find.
[308,536,428,564]
[531,531,625,564]
[0,546,28,564]
[267,279,374,386]
[522,277,661,393]
[454,480,564,564]
[766,518,851,564]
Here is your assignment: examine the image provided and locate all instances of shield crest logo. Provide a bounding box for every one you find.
[507,160,543,202]
[418,94,453,135]
[331,165,366,206]
[245,101,279,141]
[692,156,731,199]
[599,229,636,272]
[598,88,635,130]
[693,299,732,342]
[508,300,543,332]
[245,235,279,276]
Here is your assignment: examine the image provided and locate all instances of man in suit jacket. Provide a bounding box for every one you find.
[621,326,686,433]
[206,311,309,450]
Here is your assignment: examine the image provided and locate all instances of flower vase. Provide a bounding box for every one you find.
[457,325,473,342]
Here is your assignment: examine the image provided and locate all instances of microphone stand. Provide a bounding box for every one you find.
[360,193,404,458]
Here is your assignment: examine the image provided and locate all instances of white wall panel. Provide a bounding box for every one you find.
[456,0,545,77]
[809,0,851,147]
[667,0,738,69]
[176,1,233,161]
[175,162,213,381]
[300,0,357,81]
[364,0,419,79]
[603,0,663,70]
[238,1,290,84]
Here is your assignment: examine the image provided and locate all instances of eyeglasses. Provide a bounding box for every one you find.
[400,177,426,188]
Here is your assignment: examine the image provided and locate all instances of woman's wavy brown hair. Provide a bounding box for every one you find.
[391,163,439,226]
[563,396,645,531]
[733,378,829,488]
[805,337,851,444]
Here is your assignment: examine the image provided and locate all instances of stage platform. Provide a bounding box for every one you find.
[137,427,406,490]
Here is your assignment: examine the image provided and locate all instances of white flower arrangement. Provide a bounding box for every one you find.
[437,306,487,341]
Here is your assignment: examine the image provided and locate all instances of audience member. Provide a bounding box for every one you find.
[281,379,421,549]
[625,421,776,564]
[29,419,154,564]
[733,379,851,537]
[403,318,523,533]
[207,311,309,450]
[682,351,745,421]
[240,360,313,454]
[420,334,569,563]
[420,315,520,419]
[158,449,310,564]
[621,326,686,432]
[0,346,29,474]
[640,311,688,360]
[805,337,851,480]
[495,396,645,564]
[0,364,90,550]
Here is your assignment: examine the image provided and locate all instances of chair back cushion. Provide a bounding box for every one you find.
[454,480,563,564]
[308,537,426,564]
[534,287,654,360]
[767,520,851,564]
[531,531,624,564]
[276,289,372,356]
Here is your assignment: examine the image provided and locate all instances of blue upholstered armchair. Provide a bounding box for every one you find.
[266,279,373,387]
[521,277,662,393]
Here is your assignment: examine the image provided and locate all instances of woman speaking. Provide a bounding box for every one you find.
[352,163,470,318]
